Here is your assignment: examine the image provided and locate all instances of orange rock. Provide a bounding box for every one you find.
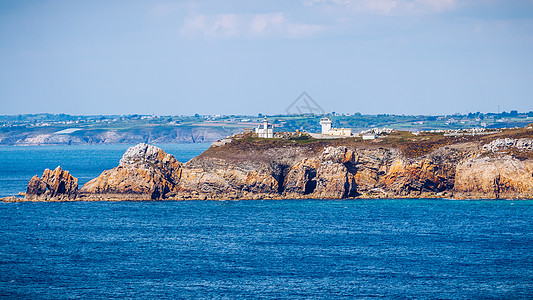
[80,143,182,199]
[25,166,78,200]
[454,156,533,199]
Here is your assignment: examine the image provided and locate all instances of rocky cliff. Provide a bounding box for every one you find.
[18,126,533,201]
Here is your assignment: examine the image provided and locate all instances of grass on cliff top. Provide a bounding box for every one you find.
[393,126,533,158]
[200,126,533,161]
[241,135,347,145]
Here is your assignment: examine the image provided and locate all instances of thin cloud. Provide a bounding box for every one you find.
[179,12,324,39]
[149,2,193,17]
[305,0,457,15]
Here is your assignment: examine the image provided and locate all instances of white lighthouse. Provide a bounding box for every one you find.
[255,117,274,138]
[318,117,352,137]
[320,117,332,134]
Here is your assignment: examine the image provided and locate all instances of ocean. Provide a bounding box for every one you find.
[0,145,532,298]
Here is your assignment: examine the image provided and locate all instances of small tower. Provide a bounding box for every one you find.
[320,117,332,134]
[255,117,274,138]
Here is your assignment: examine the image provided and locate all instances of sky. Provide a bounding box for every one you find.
[0,0,532,116]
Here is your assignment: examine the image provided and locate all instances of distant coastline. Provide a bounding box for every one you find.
[2,112,533,146]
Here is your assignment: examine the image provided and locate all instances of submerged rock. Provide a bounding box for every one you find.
[25,166,78,201]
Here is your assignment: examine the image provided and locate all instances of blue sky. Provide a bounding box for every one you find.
[1,0,532,116]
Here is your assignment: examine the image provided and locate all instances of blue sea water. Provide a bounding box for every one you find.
[1,200,532,299]
[0,145,532,298]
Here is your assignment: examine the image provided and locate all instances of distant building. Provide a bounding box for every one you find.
[242,128,254,134]
[319,117,352,137]
[255,118,274,138]
[359,127,393,139]
[319,117,332,133]
[362,134,377,140]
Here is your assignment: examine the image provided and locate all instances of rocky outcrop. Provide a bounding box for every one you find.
[80,143,182,200]
[25,166,78,201]
[483,138,533,152]
[22,127,533,201]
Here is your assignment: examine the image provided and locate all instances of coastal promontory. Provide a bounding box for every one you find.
[16,124,533,201]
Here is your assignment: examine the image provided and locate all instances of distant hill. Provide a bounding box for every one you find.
[1,112,532,145]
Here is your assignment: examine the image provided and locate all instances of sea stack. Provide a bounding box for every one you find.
[25,166,78,201]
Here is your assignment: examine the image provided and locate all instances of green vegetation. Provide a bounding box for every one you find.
[1,111,532,145]
[1,111,532,133]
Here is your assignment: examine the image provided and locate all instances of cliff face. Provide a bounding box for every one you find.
[454,157,533,199]
[454,138,533,199]
[170,136,532,200]
[21,129,533,201]
[25,166,78,201]
[171,143,473,200]
[172,142,313,199]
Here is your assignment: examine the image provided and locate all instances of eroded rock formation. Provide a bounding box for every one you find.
[25,166,78,201]
[80,143,182,200]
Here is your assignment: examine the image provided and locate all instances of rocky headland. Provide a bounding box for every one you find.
[1,126,236,146]
[11,125,533,202]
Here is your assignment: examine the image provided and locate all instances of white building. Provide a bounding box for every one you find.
[319,117,352,137]
[255,118,274,138]
[362,134,377,140]
[319,117,332,133]
[359,127,392,139]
